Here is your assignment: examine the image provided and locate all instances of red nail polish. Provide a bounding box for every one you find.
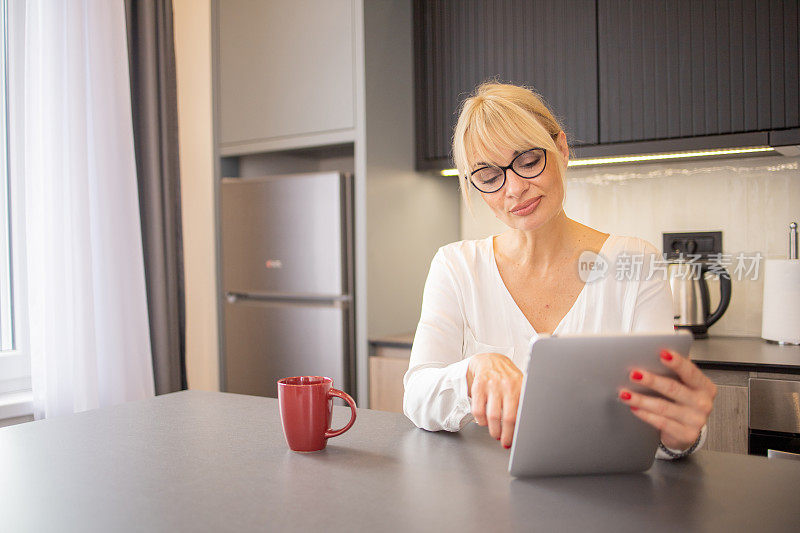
[504,444,511,449]
[496,437,501,440]
[660,350,673,361]
[630,406,639,411]
[631,370,643,381]
[619,391,631,400]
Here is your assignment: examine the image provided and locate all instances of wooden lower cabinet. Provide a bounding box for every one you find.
[705,384,749,454]
[699,368,750,455]
[369,356,409,413]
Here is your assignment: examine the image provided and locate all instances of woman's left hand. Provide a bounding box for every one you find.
[619,349,717,450]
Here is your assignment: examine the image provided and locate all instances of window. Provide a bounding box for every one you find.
[0,0,31,416]
[0,0,13,353]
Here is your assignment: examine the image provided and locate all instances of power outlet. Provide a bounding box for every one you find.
[662,231,722,260]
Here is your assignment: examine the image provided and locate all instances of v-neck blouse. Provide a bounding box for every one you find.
[403,234,675,434]
[489,233,615,338]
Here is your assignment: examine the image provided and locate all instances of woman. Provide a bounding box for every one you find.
[403,82,716,459]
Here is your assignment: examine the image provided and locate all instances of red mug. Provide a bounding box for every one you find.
[277,376,357,452]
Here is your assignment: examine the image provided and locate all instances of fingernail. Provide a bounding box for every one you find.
[619,391,631,401]
[496,437,501,440]
[631,370,643,381]
[660,349,673,361]
[504,444,511,449]
[630,406,639,411]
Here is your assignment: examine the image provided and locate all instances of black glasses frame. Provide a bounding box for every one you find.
[468,148,547,193]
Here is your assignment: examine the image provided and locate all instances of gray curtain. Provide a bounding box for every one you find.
[125,0,187,394]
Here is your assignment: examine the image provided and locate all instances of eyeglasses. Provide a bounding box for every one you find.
[468,148,547,193]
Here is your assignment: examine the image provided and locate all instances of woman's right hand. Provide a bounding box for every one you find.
[466,353,523,449]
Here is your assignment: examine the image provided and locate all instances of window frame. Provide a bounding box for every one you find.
[0,0,31,417]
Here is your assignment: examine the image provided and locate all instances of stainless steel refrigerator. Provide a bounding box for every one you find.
[220,172,355,399]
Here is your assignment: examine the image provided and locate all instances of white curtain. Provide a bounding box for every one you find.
[19,0,155,418]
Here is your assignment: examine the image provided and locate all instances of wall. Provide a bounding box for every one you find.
[173,0,220,390]
[363,0,461,339]
[460,154,800,337]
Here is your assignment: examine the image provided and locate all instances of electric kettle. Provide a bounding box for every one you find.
[668,261,732,339]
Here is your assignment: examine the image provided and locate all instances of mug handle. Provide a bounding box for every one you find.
[325,388,357,439]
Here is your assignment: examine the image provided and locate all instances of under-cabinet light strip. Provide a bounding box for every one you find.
[439,146,775,176]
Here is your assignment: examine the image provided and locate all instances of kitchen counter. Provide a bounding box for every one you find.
[3,390,799,532]
[369,331,415,348]
[371,333,800,371]
[690,336,800,372]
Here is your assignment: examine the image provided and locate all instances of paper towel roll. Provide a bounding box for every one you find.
[761,259,800,344]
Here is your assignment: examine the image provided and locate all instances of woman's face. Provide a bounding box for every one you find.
[473,131,569,232]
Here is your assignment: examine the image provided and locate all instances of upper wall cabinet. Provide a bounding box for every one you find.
[415,0,799,168]
[414,0,598,169]
[598,0,799,144]
[217,0,356,155]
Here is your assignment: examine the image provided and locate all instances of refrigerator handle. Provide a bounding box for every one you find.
[225,292,350,309]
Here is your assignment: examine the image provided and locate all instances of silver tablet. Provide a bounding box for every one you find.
[508,331,693,477]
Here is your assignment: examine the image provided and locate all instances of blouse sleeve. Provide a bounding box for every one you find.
[403,249,474,432]
[629,241,708,460]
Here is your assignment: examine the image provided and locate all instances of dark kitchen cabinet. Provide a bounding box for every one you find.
[598,0,799,144]
[414,0,598,169]
[415,0,799,169]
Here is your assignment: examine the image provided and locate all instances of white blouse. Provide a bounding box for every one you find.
[403,234,706,458]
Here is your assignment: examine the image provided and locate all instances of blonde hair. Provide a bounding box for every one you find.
[452,82,567,208]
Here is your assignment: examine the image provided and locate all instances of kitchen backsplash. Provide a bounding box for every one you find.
[460,154,800,337]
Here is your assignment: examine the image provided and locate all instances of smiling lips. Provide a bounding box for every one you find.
[510,196,543,216]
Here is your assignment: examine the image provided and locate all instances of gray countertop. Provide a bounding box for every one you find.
[2,390,799,532]
[369,331,416,347]
[690,336,800,370]
[372,333,800,371]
